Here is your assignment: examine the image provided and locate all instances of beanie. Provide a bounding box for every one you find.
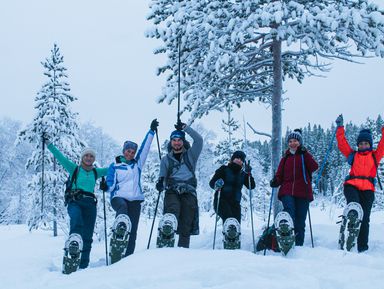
[170,130,186,141]
[231,150,246,162]
[122,141,138,153]
[357,129,373,147]
[81,147,96,159]
[287,129,303,145]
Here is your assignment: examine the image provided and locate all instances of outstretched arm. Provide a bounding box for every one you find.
[336,126,353,158]
[184,125,203,163]
[47,143,76,174]
[374,127,384,162]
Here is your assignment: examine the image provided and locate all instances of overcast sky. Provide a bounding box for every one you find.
[1,0,384,146]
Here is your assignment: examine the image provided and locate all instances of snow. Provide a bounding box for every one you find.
[1,207,384,289]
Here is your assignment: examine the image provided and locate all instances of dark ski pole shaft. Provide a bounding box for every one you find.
[247,161,256,254]
[212,188,221,250]
[147,129,162,249]
[301,154,314,248]
[177,35,181,124]
[101,177,109,265]
[41,134,45,214]
[264,181,276,256]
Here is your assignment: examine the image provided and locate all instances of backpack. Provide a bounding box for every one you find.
[166,152,197,188]
[64,166,97,205]
[256,225,280,253]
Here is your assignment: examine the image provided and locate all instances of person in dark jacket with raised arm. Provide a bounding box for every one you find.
[209,150,255,224]
[45,140,108,270]
[156,120,203,248]
[270,129,318,246]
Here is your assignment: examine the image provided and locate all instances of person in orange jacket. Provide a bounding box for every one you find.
[335,114,384,252]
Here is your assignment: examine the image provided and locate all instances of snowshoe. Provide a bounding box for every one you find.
[156,213,178,248]
[274,212,295,256]
[222,218,241,250]
[62,233,83,274]
[338,202,363,251]
[109,214,131,264]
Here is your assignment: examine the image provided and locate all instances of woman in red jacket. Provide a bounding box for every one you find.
[270,129,319,246]
[335,114,384,252]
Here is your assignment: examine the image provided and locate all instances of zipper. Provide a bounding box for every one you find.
[292,154,296,196]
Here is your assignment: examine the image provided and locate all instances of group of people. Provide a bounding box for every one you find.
[45,114,384,270]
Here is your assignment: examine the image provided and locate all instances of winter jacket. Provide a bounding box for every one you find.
[48,144,108,193]
[274,149,318,201]
[336,126,384,191]
[107,129,154,201]
[159,126,203,193]
[209,163,255,203]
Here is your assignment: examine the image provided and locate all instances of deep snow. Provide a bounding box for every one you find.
[1,205,383,289]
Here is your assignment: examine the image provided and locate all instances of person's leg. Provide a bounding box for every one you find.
[177,193,197,248]
[216,198,233,223]
[294,198,309,246]
[343,185,360,204]
[79,198,97,269]
[67,200,83,235]
[111,197,129,216]
[280,195,296,223]
[125,200,142,256]
[357,190,374,252]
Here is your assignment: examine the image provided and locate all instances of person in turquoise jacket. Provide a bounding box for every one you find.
[46,140,108,269]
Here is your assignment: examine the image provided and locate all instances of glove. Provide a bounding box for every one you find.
[99,178,108,191]
[270,177,279,188]
[174,119,186,131]
[214,178,224,190]
[156,177,164,192]
[298,146,307,154]
[42,133,51,146]
[244,163,252,174]
[150,119,159,132]
[335,114,343,127]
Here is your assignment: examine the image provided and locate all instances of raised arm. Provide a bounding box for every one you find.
[47,143,77,174]
[184,125,203,163]
[336,126,353,158]
[374,127,384,162]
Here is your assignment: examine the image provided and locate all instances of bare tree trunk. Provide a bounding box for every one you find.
[53,159,57,237]
[271,39,283,218]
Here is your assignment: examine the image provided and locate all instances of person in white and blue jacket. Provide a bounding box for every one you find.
[106,119,158,256]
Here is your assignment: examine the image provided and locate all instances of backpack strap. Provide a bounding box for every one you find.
[69,166,80,190]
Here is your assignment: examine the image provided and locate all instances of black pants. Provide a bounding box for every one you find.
[344,185,375,252]
[164,190,198,248]
[67,197,97,269]
[111,197,142,256]
[213,196,241,224]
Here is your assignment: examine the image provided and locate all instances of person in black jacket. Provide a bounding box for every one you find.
[209,151,255,223]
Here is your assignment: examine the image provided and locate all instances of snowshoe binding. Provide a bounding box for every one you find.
[156,213,178,248]
[338,202,363,251]
[62,233,83,274]
[109,214,131,264]
[222,218,241,250]
[274,211,295,256]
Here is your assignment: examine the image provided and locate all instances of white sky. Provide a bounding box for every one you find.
[1,0,384,145]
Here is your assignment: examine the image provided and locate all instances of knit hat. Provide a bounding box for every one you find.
[122,140,138,153]
[287,129,303,144]
[81,147,96,159]
[357,129,373,147]
[231,150,246,162]
[170,130,186,141]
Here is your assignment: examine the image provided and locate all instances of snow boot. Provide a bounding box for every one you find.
[156,213,178,248]
[274,211,295,256]
[338,202,363,251]
[62,233,83,274]
[222,218,241,250]
[109,214,131,264]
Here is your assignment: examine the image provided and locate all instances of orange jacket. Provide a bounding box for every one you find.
[336,126,384,191]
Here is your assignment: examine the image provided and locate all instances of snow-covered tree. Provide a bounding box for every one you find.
[18,44,82,235]
[148,0,384,217]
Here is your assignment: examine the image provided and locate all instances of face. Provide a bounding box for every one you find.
[82,153,95,166]
[232,158,243,166]
[358,141,371,150]
[171,137,184,152]
[123,148,136,160]
[288,139,300,150]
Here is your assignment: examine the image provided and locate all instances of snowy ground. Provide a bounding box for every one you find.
[1,205,384,289]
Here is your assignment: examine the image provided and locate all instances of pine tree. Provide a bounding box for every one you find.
[17,44,82,235]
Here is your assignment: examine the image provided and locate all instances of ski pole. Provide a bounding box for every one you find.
[247,161,257,254]
[177,35,181,124]
[147,128,163,249]
[264,186,275,256]
[302,154,314,248]
[41,133,45,215]
[315,128,336,192]
[100,177,109,266]
[212,188,221,250]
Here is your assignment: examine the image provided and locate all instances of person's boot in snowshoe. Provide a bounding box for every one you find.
[62,233,83,274]
[274,211,295,256]
[222,218,241,250]
[109,214,131,264]
[157,213,178,248]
